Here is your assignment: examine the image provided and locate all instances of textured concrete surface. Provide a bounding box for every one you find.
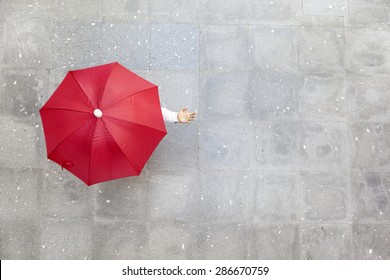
[0,0,390,260]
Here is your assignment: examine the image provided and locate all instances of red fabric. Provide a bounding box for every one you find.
[40,62,167,185]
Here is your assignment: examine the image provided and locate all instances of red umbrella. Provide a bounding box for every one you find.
[40,62,167,186]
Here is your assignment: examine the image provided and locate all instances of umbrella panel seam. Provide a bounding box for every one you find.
[102,85,158,110]
[69,72,96,109]
[100,119,142,175]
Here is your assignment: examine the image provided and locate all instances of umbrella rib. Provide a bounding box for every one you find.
[69,72,95,109]
[87,121,98,186]
[100,119,141,175]
[47,119,95,159]
[105,115,167,135]
[98,62,117,106]
[40,108,91,114]
[103,85,158,110]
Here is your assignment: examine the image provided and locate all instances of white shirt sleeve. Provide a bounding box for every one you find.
[161,107,178,123]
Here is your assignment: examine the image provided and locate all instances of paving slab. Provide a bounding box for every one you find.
[148,222,197,259]
[199,120,251,170]
[298,122,348,172]
[346,75,390,122]
[92,221,148,260]
[303,0,348,17]
[299,74,347,121]
[150,0,198,24]
[301,224,352,259]
[0,0,390,260]
[351,171,390,223]
[249,224,300,259]
[300,171,349,222]
[298,27,344,74]
[251,122,299,170]
[102,0,150,23]
[251,172,299,222]
[345,28,390,75]
[352,224,390,259]
[197,223,248,259]
[101,23,150,70]
[347,0,390,28]
[40,218,93,260]
[150,24,199,70]
[349,123,390,171]
[200,25,249,72]
[199,170,250,223]
[0,218,40,259]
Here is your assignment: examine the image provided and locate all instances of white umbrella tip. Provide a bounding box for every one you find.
[94,109,103,118]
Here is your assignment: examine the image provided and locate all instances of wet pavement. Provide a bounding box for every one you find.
[0,0,390,260]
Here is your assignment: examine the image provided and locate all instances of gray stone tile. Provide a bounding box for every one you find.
[95,175,147,221]
[148,222,196,259]
[249,69,302,121]
[251,122,299,170]
[0,117,44,169]
[196,224,248,259]
[147,70,199,113]
[0,168,42,220]
[101,23,150,70]
[102,0,150,22]
[301,172,349,221]
[247,0,301,25]
[251,172,299,223]
[349,123,390,171]
[199,120,251,170]
[150,24,199,70]
[298,27,344,74]
[92,221,148,259]
[199,170,250,223]
[351,171,390,222]
[299,122,348,171]
[303,0,348,16]
[0,0,54,22]
[41,165,93,218]
[40,218,92,260]
[352,224,390,259]
[51,21,104,70]
[0,21,4,63]
[345,28,390,75]
[249,224,300,259]
[347,0,390,28]
[200,25,249,72]
[147,123,199,170]
[199,71,250,121]
[48,69,68,96]
[147,170,198,222]
[0,219,40,260]
[299,74,347,121]
[0,68,48,118]
[248,26,298,71]
[150,0,198,23]
[346,75,390,122]
[298,14,345,27]
[53,0,102,22]
[2,18,51,68]
[301,224,352,259]
[199,0,248,24]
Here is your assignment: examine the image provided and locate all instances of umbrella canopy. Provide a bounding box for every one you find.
[40,62,167,186]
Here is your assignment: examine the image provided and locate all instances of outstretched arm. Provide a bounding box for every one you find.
[161,107,196,124]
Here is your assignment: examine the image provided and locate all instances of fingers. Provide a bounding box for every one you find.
[179,108,196,124]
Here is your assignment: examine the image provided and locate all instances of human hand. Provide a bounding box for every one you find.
[177,108,196,124]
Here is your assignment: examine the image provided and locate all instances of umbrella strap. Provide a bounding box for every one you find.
[61,162,73,170]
